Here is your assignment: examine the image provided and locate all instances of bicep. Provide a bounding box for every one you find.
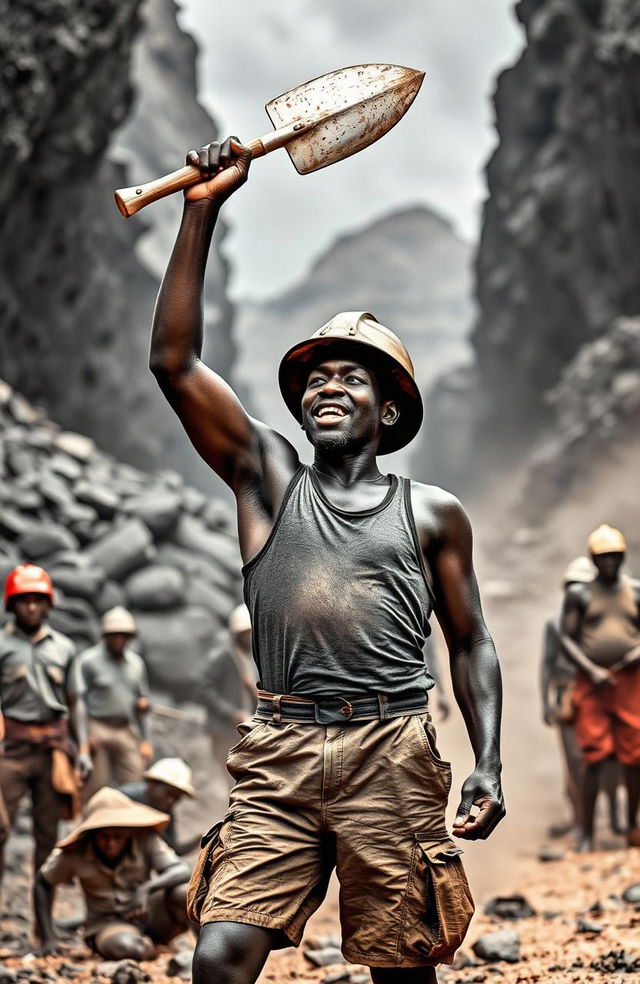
[430,503,488,652]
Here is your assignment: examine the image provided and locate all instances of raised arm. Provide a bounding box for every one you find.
[150,138,298,494]
[425,491,505,840]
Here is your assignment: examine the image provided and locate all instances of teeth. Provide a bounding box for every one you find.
[317,405,345,418]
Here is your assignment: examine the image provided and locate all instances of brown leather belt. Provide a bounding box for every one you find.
[256,689,429,725]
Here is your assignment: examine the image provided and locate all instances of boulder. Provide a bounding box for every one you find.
[94,580,127,614]
[174,515,242,577]
[184,578,237,622]
[124,564,186,610]
[74,479,120,519]
[484,895,535,920]
[48,564,106,602]
[18,522,79,560]
[124,488,182,537]
[86,519,154,580]
[54,432,96,462]
[472,928,520,964]
[48,452,83,482]
[39,471,75,510]
[166,950,193,980]
[181,486,207,516]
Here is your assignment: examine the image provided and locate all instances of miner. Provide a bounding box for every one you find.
[76,606,152,799]
[0,564,92,892]
[202,603,257,790]
[150,138,504,983]
[120,757,201,856]
[562,525,640,850]
[34,787,190,958]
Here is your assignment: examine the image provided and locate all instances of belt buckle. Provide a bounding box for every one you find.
[314,697,353,725]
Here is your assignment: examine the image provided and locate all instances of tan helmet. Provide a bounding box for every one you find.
[586,524,627,556]
[229,602,251,635]
[562,556,594,587]
[143,757,196,798]
[278,311,423,454]
[101,606,137,635]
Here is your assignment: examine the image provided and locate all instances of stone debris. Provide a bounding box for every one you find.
[537,844,564,862]
[472,929,521,964]
[304,946,345,967]
[0,381,242,699]
[576,917,602,934]
[590,949,640,973]
[165,950,193,979]
[622,883,640,904]
[484,895,535,920]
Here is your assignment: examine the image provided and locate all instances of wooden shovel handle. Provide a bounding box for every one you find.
[114,138,266,218]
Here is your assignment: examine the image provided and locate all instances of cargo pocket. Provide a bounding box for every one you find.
[186,819,224,924]
[405,835,474,964]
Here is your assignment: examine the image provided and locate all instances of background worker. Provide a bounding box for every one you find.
[0,564,92,892]
[35,787,190,959]
[202,603,257,789]
[562,525,640,850]
[120,757,201,856]
[77,607,152,799]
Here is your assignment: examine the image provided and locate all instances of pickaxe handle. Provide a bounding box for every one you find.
[114,120,310,218]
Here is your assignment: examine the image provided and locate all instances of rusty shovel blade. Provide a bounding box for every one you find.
[115,63,424,217]
[265,63,425,174]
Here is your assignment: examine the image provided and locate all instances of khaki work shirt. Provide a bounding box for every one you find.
[0,623,81,723]
[40,831,179,936]
[75,642,149,721]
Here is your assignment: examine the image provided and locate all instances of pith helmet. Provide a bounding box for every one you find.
[587,524,627,556]
[56,787,169,849]
[101,606,137,635]
[4,564,54,607]
[144,757,196,798]
[278,311,423,454]
[562,556,594,587]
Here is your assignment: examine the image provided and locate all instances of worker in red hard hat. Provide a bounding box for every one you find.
[0,564,92,895]
[150,139,504,983]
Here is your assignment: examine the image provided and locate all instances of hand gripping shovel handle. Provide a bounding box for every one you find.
[114,121,309,218]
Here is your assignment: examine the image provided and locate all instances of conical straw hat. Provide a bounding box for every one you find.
[57,787,169,849]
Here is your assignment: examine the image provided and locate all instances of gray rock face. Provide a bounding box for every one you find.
[0,0,233,489]
[0,381,242,699]
[420,0,640,493]
[236,206,472,474]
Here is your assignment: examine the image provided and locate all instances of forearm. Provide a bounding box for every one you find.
[450,633,502,769]
[144,862,189,895]
[34,876,56,942]
[560,634,596,674]
[135,710,150,743]
[150,199,220,378]
[69,698,89,752]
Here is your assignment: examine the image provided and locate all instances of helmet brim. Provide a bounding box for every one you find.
[278,336,423,455]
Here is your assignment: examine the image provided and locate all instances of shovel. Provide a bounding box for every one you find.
[114,63,424,218]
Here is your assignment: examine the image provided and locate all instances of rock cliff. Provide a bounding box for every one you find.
[235,205,473,474]
[0,0,232,487]
[418,0,640,498]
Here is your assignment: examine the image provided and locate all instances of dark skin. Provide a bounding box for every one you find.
[0,593,92,887]
[562,551,640,850]
[34,828,190,958]
[144,780,200,855]
[151,138,504,984]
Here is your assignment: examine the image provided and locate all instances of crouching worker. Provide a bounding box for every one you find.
[34,787,190,959]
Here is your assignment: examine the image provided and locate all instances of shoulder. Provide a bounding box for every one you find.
[76,643,101,668]
[409,480,470,542]
[563,582,590,608]
[124,648,146,672]
[47,628,77,660]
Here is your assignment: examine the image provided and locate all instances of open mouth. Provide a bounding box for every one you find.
[312,403,349,423]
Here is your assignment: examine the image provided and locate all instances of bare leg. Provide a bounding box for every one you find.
[624,764,640,831]
[578,762,601,851]
[601,758,625,834]
[371,968,437,983]
[193,922,277,984]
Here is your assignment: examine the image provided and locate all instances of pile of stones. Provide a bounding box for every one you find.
[0,379,242,699]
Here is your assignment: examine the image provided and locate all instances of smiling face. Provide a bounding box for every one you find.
[301,355,399,455]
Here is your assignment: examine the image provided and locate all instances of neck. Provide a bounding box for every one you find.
[312,447,382,486]
[15,619,45,640]
[597,571,622,588]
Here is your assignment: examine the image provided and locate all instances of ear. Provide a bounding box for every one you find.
[380,400,399,428]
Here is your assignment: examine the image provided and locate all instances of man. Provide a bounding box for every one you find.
[77,607,152,799]
[120,757,201,856]
[150,138,504,983]
[562,525,640,850]
[0,564,92,892]
[202,603,257,788]
[34,787,190,959]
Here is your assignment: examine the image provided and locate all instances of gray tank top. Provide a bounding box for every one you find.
[243,465,436,697]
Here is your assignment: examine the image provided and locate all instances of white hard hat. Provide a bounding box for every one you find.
[101,606,137,635]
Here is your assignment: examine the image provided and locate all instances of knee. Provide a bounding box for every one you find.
[98,932,156,961]
[192,924,254,984]
[167,883,189,925]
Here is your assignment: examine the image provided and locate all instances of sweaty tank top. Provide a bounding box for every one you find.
[243,465,436,697]
[579,574,640,667]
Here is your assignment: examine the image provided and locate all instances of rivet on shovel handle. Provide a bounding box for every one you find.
[114,63,424,218]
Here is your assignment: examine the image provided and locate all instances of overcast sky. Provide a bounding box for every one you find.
[178,1,523,300]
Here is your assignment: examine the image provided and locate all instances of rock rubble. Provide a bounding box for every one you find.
[0,380,242,699]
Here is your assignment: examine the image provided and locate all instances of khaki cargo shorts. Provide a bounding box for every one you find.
[188,712,474,968]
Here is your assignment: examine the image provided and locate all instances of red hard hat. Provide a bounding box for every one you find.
[4,564,54,607]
